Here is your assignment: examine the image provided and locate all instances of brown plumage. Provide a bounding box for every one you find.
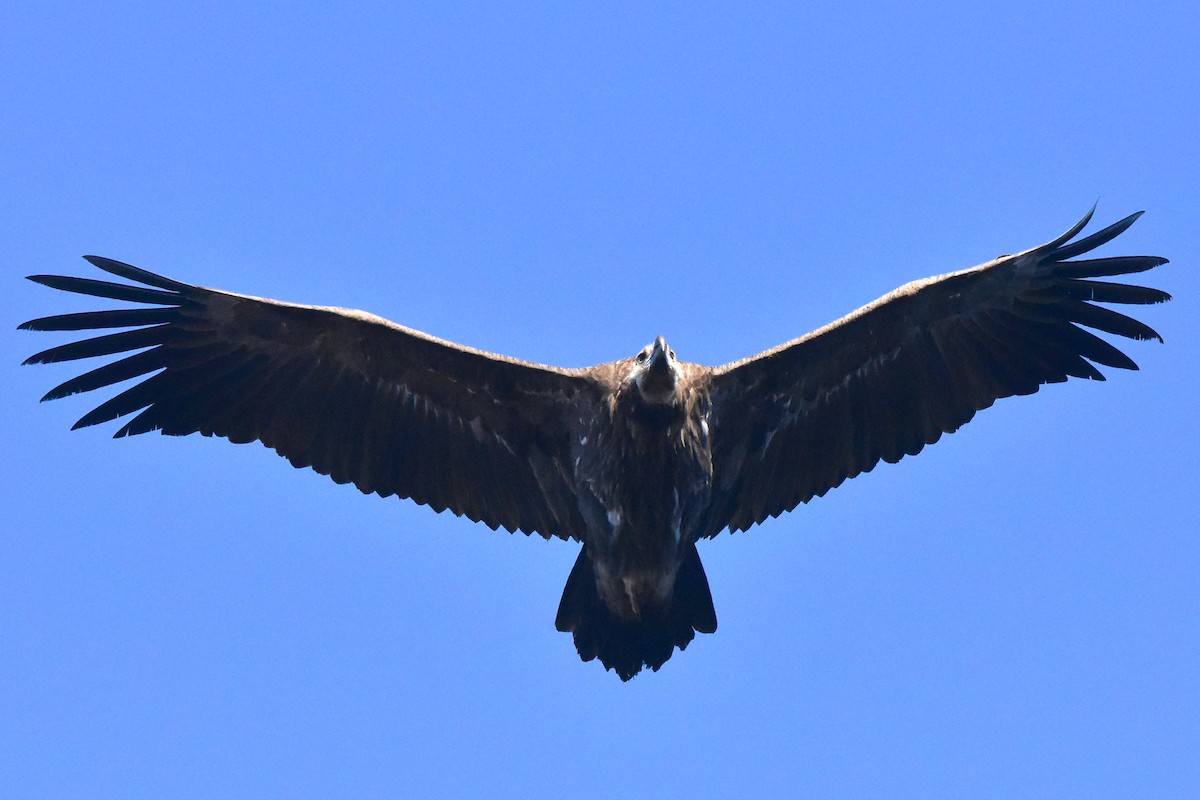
[20,208,1171,680]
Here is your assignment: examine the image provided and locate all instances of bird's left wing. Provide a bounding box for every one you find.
[702,210,1170,536]
[21,257,595,541]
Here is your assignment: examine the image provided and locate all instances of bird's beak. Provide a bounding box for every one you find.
[646,336,670,371]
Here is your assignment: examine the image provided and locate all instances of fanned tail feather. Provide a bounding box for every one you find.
[555,545,717,681]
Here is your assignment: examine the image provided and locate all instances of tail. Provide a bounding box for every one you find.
[554,544,717,681]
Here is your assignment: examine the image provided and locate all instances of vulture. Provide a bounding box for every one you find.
[20,208,1171,681]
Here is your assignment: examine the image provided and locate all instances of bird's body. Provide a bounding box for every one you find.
[555,345,719,676]
[21,208,1172,680]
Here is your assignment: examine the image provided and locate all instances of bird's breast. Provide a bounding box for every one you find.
[572,407,712,573]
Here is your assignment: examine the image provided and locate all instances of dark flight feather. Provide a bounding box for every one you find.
[19,308,178,332]
[26,274,182,305]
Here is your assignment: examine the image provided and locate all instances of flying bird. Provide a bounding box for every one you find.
[20,208,1171,680]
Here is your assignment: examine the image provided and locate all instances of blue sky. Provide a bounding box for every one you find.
[3,3,1197,797]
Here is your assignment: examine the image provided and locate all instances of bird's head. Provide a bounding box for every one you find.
[630,335,682,405]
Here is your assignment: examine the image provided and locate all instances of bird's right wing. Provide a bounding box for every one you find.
[21,257,596,541]
[703,209,1171,536]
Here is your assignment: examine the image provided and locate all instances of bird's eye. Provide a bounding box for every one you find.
[669,350,676,360]
[636,352,648,363]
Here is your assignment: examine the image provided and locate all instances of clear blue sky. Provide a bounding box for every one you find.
[3,3,1197,798]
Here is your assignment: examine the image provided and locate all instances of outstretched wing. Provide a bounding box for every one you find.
[703,209,1171,536]
[21,257,596,540]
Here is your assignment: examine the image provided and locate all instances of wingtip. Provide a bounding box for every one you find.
[1042,205,1098,252]
[82,254,116,269]
[80,255,193,293]
[1042,207,1158,265]
[1114,209,1146,230]
[1081,201,1098,225]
